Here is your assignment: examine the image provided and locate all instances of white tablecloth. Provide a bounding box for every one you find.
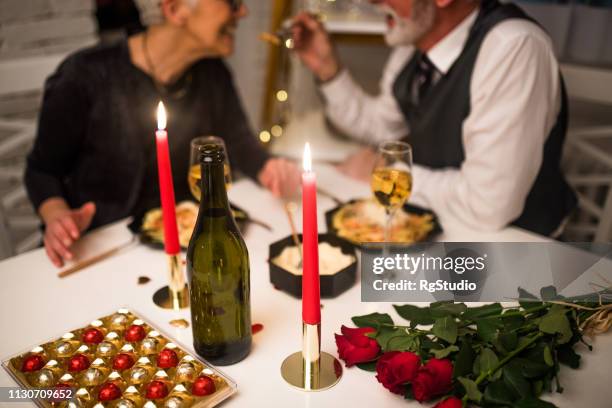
[0,164,609,408]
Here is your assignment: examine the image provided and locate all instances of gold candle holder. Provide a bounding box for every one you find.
[152,254,190,310]
[280,323,342,391]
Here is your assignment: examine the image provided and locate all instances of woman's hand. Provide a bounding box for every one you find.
[291,12,341,82]
[258,158,301,199]
[39,198,96,267]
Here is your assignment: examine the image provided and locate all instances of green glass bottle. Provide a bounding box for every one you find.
[187,144,251,365]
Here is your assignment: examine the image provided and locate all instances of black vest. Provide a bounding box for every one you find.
[393,0,576,236]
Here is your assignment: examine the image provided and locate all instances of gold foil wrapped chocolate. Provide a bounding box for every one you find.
[96,341,117,357]
[115,398,137,408]
[79,367,105,387]
[28,368,55,387]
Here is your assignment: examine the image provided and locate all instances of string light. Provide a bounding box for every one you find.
[259,131,271,143]
[276,90,288,102]
[271,125,283,137]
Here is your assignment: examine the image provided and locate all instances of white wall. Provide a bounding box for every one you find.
[227,0,273,131]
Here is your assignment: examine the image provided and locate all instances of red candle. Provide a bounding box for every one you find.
[155,102,180,255]
[301,143,321,325]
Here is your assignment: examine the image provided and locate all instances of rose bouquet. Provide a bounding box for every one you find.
[335,287,611,407]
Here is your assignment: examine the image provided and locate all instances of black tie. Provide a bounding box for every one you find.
[412,52,437,105]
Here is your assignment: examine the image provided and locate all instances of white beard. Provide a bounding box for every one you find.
[381,2,435,47]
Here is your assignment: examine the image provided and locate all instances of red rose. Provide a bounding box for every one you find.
[334,325,380,367]
[375,351,421,395]
[433,396,463,408]
[412,358,454,402]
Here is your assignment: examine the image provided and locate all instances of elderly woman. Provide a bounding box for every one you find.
[25,0,300,267]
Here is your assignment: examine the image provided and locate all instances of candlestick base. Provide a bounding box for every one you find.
[152,254,189,310]
[152,284,190,310]
[280,351,342,391]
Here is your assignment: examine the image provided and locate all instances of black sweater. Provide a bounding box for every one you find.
[25,40,269,230]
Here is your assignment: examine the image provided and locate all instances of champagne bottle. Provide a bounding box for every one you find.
[187,144,251,365]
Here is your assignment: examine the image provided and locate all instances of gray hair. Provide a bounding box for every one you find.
[133,0,197,26]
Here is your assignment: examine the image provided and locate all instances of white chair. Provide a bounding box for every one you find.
[561,64,612,242]
[0,53,67,259]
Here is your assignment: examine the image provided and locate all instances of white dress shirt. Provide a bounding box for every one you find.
[320,10,562,232]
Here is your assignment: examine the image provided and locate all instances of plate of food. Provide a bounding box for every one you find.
[325,198,442,247]
[132,201,250,250]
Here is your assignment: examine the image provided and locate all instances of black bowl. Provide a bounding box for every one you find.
[325,199,443,249]
[269,233,357,299]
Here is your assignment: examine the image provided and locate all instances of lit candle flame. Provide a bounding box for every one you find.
[303,142,312,172]
[157,101,167,130]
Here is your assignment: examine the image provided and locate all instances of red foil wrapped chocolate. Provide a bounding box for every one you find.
[112,353,135,371]
[124,325,146,342]
[145,380,169,399]
[98,382,122,401]
[67,354,90,372]
[157,348,179,369]
[21,355,45,372]
[192,375,216,396]
[82,328,104,344]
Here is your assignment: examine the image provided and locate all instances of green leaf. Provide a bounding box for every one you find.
[518,336,539,351]
[557,346,581,369]
[373,326,408,352]
[540,286,561,301]
[420,336,438,351]
[477,318,501,343]
[454,339,476,379]
[432,316,458,344]
[393,304,435,327]
[352,312,394,329]
[458,327,474,337]
[463,303,503,320]
[431,345,459,359]
[533,380,544,397]
[430,301,467,318]
[493,334,515,356]
[502,314,526,331]
[355,361,377,372]
[458,377,482,403]
[503,363,532,399]
[386,334,419,352]
[483,380,515,406]
[473,348,501,381]
[538,307,572,344]
[403,383,413,400]
[543,346,554,367]
[513,397,557,408]
[513,358,551,379]
[518,288,541,309]
[499,332,519,352]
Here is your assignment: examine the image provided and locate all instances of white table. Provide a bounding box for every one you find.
[0,164,610,408]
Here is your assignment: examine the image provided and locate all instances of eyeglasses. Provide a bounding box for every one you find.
[226,0,242,11]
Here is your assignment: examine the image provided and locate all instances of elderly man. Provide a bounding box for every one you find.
[293,0,576,236]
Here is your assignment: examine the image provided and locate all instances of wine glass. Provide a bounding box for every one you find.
[188,136,232,201]
[371,141,413,243]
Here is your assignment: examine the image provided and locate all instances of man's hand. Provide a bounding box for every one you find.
[292,12,341,82]
[336,147,378,182]
[39,198,96,267]
[258,158,301,199]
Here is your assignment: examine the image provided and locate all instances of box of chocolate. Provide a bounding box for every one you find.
[2,309,237,407]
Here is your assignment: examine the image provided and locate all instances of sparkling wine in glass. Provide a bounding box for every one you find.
[371,141,413,243]
[188,136,232,201]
